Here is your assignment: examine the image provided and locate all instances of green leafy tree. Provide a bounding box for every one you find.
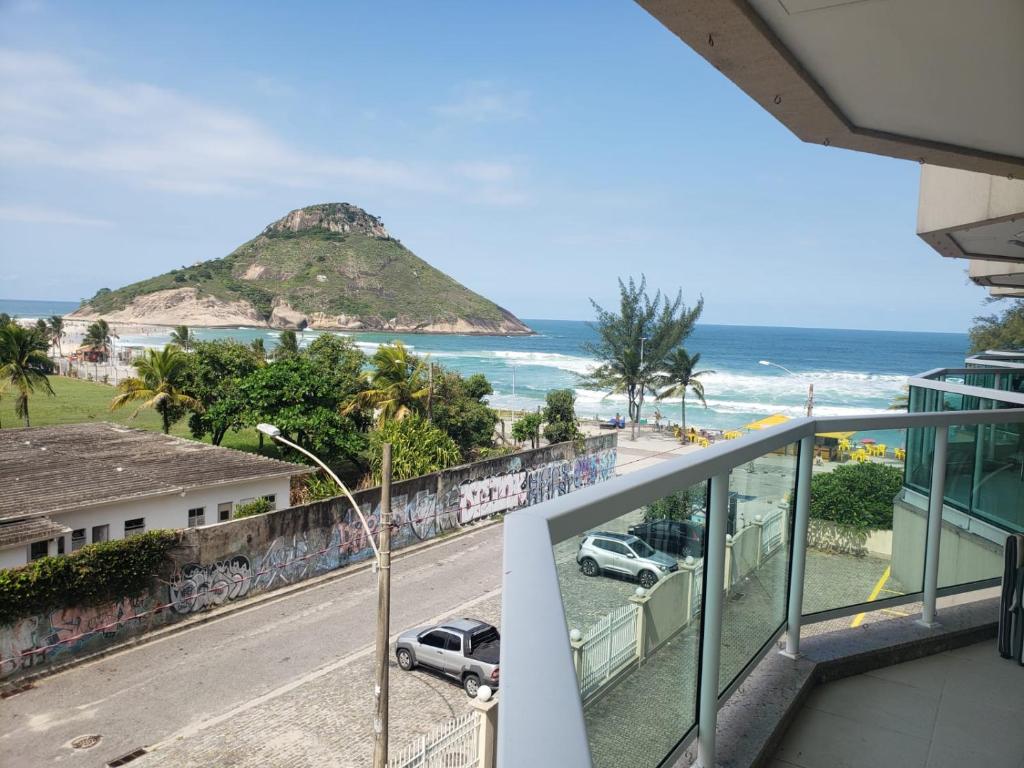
[582,276,704,439]
[542,388,582,444]
[251,337,267,358]
[809,462,903,531]
[82,319,112,360]
[367,414,461,484]
[344,341,428,424]
[233,497,274,519]
[512,411,544,449]
[274,329,299,359]
[181,340,263,445]
[47,316,65,357]
[0,323,56,427]
[169,325,193,351]
[654,349,713,440]
[111,344,200,434]
[430,367,499,459]
[643,481,707,523]
[969,299,1024,353]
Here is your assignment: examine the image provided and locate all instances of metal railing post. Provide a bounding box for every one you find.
[783,435,814,657]
[696,472,730,768]
[919,426,948,628]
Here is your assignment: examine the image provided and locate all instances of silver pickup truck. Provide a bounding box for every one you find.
[395,618,500,698]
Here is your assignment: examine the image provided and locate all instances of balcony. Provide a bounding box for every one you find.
[496,399,1024,767]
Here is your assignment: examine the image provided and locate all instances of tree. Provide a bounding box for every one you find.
[0,323,56,427]
[654,349,713,440]
[110,344,200,434]
[809,462,903,531]
[0,313,11,328]
[274,330,299,359]
[512,411,544,449]
[430,368,499,459]
[367,415,461,484]
[233,497,274,519]
[181,340,263,445]
[582,276,704,439]
[969,300,1024,352]
[643,482,707,523]
[47,316,65,357]
[344,341,428,424]
[542,388,582,444]
[169,325,193,351]
[82,320,112,361]
[888,385,909,411]
[251,338,267,358]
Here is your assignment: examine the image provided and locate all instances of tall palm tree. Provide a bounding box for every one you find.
[169,325,193,351]
[47,315,65,357]
[82,319,112,360]
[654,348,714,442]
[0,323,56,427]
[111,344,200,433]
[343,341,428,424]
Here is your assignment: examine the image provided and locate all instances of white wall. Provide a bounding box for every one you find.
[2,476,291,569]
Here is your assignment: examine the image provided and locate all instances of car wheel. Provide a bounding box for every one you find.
[396,648,414,671]
[638,570,658,589]
[463,673,481,698]
[580,558,599,577]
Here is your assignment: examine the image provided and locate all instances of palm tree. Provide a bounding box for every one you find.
[110,344,200,434]
[47,316,65,357]
[654,349,714,442]
[169,325,193,351]
[0,323,56,427]
[274,330,299,359]
[251,338,267,358]
[343,341,428,424]
[82,319,112,360]
[888,385,909,411]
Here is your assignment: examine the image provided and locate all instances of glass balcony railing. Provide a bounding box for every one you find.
[497,407,1024,768]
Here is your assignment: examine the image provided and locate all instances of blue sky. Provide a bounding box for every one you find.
[0,0,987,332]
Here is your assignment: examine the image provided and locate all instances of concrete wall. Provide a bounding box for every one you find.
[808,520,892,558]
[0,435,616,681]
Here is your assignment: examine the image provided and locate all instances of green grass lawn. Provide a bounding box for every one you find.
[0,376,287,459]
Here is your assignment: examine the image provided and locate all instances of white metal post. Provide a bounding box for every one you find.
[783,435,814,657]
[919,426,948,628]
[971,400,989,509]
[697,472,730,768]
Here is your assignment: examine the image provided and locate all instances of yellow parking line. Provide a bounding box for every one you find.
[850,566,891,628]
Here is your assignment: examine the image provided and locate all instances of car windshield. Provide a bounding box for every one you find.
[470,627,499,650]
[630,539,655,558]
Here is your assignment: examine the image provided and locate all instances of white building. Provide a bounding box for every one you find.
[0,423,312,569]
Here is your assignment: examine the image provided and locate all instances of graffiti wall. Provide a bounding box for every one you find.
[0,435,616,681]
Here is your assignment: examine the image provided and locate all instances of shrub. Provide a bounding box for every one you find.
[512,412,543,449]
[809,462,902,532]
[368,415,461,484]
[233,497,275,519]
[542,389,582,445]
[0,531,177,625]
[644,481,707,523]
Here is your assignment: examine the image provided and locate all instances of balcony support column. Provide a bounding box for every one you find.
[783,435,814,658]
[920,425,948,628]
[971,400,990,509]
[696,472,730,768]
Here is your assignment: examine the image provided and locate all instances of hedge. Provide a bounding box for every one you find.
[0,530,178,625]
[809,462,903,532]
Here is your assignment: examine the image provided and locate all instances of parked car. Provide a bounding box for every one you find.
[628,519,704,558]
[576,531,678,589]
[395,618,500,697]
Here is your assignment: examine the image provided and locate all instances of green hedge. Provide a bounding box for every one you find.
[809,462,903,532]
[233,497,274,519]
[0,531,177,626]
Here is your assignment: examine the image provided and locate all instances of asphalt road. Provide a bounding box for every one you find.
[0,523,504,767]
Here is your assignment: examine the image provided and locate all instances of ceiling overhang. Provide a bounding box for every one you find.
[636,0,1024,178]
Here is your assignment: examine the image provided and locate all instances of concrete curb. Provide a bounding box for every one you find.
[1,516,504,693]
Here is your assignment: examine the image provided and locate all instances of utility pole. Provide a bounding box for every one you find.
[427,363,433,423]
[806,383,814,418]
[633,337,649,441]
[373,443,393,768]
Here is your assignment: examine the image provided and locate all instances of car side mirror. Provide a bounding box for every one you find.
[626,553,636,558]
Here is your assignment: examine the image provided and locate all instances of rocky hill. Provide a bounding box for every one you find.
[71,203,532,335]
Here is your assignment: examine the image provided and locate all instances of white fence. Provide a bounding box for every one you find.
[390,710,480,768]
[761,508,784,558]
[577,604,639,700]
[690,561,704,619]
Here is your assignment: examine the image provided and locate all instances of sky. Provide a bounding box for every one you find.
[0,0,991,333]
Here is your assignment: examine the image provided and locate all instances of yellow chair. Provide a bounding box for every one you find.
[894,447,906,461]
[851,449,869,463]
[697,436,710,448]
[873,444,887,457]
[724,430,741,440]
[838,438,851,452]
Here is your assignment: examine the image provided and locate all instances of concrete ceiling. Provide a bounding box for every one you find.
[637,0,1024,177]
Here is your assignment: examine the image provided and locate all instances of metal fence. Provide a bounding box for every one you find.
[390,709,480,768]
[578,604,639,699]
[761,508,784,558]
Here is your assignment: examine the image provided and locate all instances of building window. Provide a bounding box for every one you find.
[92,524,109,543]
[57,536,65,555]
[187,507,205,527]
[124,518,145,537]
[218,502,232,522]
[72,529,86,551]
[263,494,277,511]
[29,540,49,560]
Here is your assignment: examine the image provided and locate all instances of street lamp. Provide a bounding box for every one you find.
[256,423,392,767]
[633,337,650,441]
[511,365,517,420]
[758,360,814,417]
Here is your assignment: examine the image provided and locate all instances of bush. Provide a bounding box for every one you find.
[233,497,274,519]
[809,462,903,531]
[512,412,543,448]
[644,482,707,523]
[368,415,462,484]
[542,389,582,445]
[0,531,177,625]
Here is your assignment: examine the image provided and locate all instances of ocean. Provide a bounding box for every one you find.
[1,299,968,433]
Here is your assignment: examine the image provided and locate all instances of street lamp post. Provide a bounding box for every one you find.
[758,359,814,417]
[255,424,389,760]
[634,337,649,441]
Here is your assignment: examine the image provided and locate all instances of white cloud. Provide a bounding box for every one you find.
[0,205,113,227]
[435,81,529,123]
[0,49,529,205]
